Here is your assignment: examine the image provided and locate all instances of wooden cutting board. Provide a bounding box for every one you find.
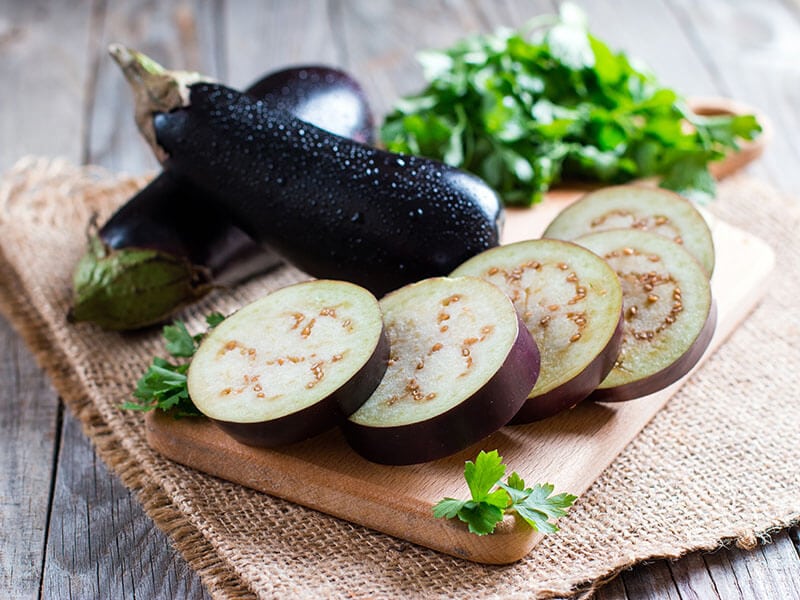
[146,99,774,565]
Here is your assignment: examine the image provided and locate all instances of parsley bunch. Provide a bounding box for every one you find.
[381,4,761,206]
[433,450,576,535]
[123,312,225,416]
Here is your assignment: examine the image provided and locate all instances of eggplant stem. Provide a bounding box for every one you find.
[108,43,214,162]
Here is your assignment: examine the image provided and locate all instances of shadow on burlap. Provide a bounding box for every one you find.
[0,157,797,599]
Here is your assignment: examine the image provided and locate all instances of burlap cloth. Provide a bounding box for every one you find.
[0,156,798,599]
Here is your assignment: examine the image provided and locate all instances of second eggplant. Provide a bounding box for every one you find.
[70,64,375,330]
[112,47,504,297]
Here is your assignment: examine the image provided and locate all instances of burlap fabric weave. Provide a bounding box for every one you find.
[0,157,798,599]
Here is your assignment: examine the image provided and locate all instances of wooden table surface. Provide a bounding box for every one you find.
[2,1,799,598]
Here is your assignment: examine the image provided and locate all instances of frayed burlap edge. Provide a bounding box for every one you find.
[0,182,256,600]
[560,523,800,600]
[1,158,798,600]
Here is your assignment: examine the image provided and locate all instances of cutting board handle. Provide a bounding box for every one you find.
[687,96,771,179]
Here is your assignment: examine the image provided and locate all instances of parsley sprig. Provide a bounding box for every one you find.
[433,450,577,535]
[122,312,225,416]
[381,3,761,206]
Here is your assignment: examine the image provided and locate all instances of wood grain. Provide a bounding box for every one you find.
[0,316,60,598]
[146,200,775,564]
[86,0,221,174]
[41,413,211,600]
[669,0,800,197]
[35,2,219,597]
[336,0,490,117]
[0,0,94,170]
[1,0,798,596]
[0,1,92,596]
[223,0,342,90]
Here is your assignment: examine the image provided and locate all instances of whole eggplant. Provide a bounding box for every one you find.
[70,64,374,330]
[111,47,503,297]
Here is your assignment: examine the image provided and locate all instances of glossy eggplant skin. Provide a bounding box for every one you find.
[589,301,717,403]
[100,66,376,280]
[99,65,374,285]
[154,83,503,297]
[99,171,277,285]
[71,66,375,330]
[247,66,374,144]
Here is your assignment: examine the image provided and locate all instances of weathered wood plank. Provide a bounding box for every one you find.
[0,1,93,597]
[620,561,682,600]
[0,0,94,171]
[335,0,490,117]
[592,570,629,600]
[597,530,800,600]
[223,0,342,90]
[665,552,722,600]
[0,317,60,598]
[85,0,222,174]
[703,533,800,600]
[41,412,211,600]
[36,2,217,598]
[668,0,800,195]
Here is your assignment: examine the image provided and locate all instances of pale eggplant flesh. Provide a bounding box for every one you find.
[344,277,540,465]
[187,280,388,447]
[543,185,716,276]
[451,239,625,422]
[575,229,716,402]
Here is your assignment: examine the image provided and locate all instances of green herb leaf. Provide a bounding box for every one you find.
[504,483,579,534]
[163,320,197,357]
[380,5,762,206]
[458,501,506,536]
[432,497,468,519]
[205,311,226,328]
[464,450,507,502]
[433,451,576,536]
[123,313,226,417]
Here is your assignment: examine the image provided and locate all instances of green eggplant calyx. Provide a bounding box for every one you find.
[69,235,212,331]
[108,43,214,162]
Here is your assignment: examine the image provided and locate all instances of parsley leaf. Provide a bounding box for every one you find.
[458,501,507,536]
[380,3,761,206]
[205,311,226,328]
[433,450,576,536]
[465,449,506,502]
[163,320,197,357]
[122,313,225,417]
[499,480,577,534]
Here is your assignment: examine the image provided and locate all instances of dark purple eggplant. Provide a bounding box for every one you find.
[70,63,375,330]
[247,66,373,144]
[110,46,503,298]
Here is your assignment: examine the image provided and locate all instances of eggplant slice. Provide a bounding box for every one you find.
[344,276,540,465]
[543,185,715,276]
[452,239,624,422]
[187,280,388,447]
[575,229,716,402]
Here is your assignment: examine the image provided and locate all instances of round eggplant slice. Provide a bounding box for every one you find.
[451,239,624,422]
[344,276,540,465]
[187,280,388,447]
[543,186,715,276]
[575,229,716,402]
